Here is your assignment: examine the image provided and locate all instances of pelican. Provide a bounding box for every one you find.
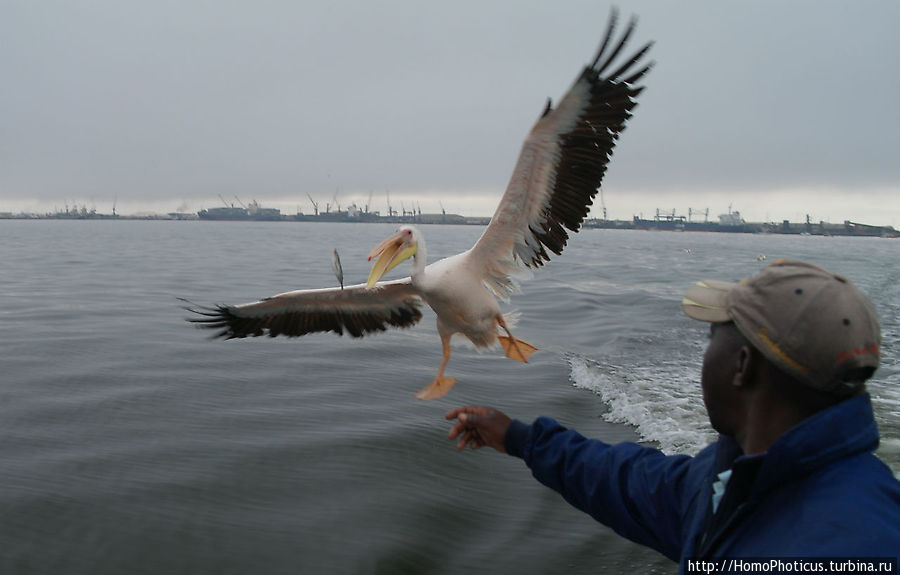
[186,11,653,399]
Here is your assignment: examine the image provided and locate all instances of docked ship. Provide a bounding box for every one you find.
[628,208,757,233]
[197,200,281,221]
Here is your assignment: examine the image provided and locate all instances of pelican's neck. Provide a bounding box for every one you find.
[411,235,427,280]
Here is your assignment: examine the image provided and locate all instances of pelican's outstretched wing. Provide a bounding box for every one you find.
[185,279,424,339]
[469,10,653,298]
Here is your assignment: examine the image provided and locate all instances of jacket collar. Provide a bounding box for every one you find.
[715,393,880,494]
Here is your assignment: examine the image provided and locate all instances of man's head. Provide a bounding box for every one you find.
[683,259,881,398]
[683,260,881,449]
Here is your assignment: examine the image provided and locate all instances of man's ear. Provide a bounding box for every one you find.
[732,345,759,389]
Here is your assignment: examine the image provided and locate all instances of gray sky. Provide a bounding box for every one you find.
[3,0,899,226]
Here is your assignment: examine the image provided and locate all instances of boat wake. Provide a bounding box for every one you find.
[567,354,716,455]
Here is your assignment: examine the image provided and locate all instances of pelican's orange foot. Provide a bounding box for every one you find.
[498,336,538,363]
[415,377,457,400]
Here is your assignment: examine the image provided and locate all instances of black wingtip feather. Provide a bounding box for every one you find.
[523,10,652,269]
[182,296,424,341]
[591,7,619,69]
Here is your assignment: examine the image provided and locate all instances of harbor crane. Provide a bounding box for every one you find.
[688,208,709,222]
[331,190,340,214]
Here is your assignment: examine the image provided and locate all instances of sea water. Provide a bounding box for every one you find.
[1,220,897,574]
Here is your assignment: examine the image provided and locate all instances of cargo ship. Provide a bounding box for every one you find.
[197,200,281,221]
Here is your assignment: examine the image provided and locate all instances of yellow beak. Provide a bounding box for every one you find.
[366,232,418,288]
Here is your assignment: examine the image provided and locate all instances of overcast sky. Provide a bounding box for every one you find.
[3,0,899,226]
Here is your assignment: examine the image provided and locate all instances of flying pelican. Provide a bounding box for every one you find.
[186,12,653,400]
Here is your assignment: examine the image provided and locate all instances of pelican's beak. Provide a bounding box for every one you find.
[366,232,418,288]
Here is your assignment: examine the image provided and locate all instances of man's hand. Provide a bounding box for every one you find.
[445,406,512,452]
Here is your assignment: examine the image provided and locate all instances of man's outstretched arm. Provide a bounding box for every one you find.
[445,404,696,561]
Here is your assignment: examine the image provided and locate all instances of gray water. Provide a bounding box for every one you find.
[1,220,897,574]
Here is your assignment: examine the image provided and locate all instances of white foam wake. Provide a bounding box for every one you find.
[568,354,716,455]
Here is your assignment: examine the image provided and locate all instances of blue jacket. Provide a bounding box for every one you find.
[504,394,900,570]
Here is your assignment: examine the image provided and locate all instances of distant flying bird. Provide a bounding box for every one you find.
[186,11,653,400]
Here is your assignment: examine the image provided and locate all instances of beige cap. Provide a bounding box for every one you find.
[682,259,881,396]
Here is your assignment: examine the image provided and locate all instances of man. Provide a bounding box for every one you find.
[446,259,899,568]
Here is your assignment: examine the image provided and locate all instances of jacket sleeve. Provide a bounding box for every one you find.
[505,417,697,560]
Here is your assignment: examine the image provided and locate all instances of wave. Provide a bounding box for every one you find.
[567,354,716,455]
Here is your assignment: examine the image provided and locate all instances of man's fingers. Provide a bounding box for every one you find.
[456,429,484,451]
[456,430,472,450]
[445,406,471,420]
[444,405,490,420]
[446,405,508,452]
[447,410,481,438]
[448,421,468,440]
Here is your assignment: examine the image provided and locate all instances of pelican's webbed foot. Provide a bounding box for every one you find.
[415,377,457,400]
[495,315,538,363]
[498,336,538,363]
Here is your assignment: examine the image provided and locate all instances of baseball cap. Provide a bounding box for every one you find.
[682,259,881,396]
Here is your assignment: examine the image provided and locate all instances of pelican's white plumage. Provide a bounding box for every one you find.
[187,11,653,399]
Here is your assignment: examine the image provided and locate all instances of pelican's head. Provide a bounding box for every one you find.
[366,225,419,288]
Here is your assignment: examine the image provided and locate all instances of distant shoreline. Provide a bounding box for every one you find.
[2,211,896,238]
